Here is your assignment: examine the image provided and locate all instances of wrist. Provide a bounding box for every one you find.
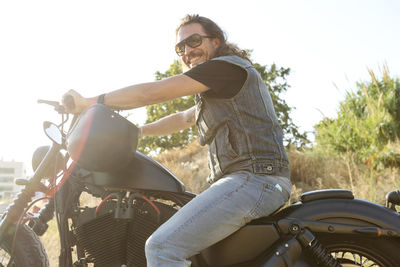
[82,97,97,110]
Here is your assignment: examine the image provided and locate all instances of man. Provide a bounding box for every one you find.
[63,14,291,267]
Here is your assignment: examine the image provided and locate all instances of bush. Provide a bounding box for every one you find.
[315,66,400,170]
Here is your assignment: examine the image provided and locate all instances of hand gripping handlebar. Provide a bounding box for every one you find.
[62,95,76,111]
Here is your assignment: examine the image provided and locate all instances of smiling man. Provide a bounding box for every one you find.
[62,14,291,267]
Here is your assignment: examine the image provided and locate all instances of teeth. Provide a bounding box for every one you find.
[190,56,200,62]
[189,56,201,66]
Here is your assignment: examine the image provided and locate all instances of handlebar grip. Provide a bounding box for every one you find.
[63,95,76,110]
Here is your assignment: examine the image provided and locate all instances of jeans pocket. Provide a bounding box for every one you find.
[246,183,287,222]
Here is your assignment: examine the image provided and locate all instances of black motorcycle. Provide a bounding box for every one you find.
[1,100,400,267]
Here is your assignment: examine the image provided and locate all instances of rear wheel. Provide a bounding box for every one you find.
[0,224,49,267]
[318,234,400,267]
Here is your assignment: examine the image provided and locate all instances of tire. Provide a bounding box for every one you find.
[0,224,49,267]
[316,234,400,267]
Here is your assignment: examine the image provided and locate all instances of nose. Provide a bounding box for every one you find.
[184,44,195,56]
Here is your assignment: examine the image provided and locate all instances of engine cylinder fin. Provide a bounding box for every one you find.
[75,212,129,266]
[126,200,176,266]
[74,198,179,266]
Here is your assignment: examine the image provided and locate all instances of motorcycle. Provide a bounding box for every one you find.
[1,99,400,267]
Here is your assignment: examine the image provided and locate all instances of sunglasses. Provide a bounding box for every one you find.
[175,33,214,56]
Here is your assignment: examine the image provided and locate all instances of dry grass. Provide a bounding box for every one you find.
[288,147,400,204]
[154,141,210,194]
[39,219,59,266]
[154,143,400,204]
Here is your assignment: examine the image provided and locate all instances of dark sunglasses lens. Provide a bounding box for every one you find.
[175,34,204,56]
[186,34,202,48]
[175,42,185,55]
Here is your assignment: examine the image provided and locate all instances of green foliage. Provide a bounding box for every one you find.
[315,67,400,170]
[253,63,308,147]
[138,60,197,154]
[153,60,183,80]
[138,58,308,154]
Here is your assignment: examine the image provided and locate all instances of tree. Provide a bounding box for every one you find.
[138,59,308,154]
[252,62,308,147]
[138,60,197,154]
[315,66,400,170]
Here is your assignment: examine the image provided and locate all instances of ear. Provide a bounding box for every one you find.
[213,37,221,48]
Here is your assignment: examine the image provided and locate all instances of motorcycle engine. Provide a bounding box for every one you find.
[72,197,177,266]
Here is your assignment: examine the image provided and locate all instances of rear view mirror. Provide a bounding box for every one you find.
[43,121,63,145]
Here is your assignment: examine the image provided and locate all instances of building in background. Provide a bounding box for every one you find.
[0,160,25,200]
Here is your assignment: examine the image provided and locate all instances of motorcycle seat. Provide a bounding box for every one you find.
[197,224,280,266]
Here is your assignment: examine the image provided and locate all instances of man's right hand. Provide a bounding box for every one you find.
[62,89,91,114]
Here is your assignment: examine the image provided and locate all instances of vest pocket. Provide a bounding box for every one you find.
[217,124,239,160]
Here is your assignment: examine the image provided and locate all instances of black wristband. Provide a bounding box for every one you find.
[97,94,106,104]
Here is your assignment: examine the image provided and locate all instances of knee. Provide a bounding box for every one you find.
[145,232,174,265]
[145,231,166,256]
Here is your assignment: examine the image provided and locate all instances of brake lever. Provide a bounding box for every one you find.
[38,99,66,114]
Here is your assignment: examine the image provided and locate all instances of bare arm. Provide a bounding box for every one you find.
[63,74,208,113]
[140,107,195,136]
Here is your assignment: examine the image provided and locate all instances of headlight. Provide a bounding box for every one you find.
[32,146,65,178]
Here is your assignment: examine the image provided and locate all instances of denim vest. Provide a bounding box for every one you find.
[194,55,290,183]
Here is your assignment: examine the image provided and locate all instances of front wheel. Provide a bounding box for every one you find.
[0,224,49,267]
[317,234,400,267]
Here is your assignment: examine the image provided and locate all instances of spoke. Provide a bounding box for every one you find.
[351,252,358,264]
[360,255,367,266]
[331,250,382,267]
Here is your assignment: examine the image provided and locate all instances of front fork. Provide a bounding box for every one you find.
[0,142,61,242]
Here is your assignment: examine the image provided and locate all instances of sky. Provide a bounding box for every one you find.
[1,0,399,173]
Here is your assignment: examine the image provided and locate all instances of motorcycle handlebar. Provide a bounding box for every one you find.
[38,98,78,134]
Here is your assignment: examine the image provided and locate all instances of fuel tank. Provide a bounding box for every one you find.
[82,152,186,193]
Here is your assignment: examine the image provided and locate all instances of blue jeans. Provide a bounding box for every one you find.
[145,171,291,267]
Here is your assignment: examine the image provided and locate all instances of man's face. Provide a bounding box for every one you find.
[177,23,220,69]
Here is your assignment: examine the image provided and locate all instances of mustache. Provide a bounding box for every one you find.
[186,51,202,60]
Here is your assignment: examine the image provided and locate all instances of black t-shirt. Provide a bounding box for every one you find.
[184,60,247,99]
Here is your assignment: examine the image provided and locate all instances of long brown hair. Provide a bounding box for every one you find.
[176,14,251,63]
